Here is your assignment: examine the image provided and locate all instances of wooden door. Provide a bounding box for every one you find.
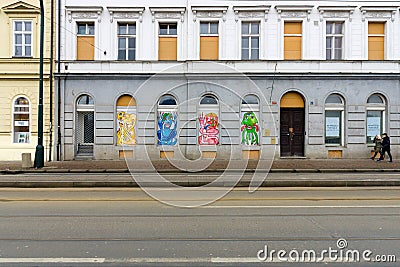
[280,108,305,156]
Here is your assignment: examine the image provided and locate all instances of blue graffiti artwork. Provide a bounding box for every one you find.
[157,112,177,145]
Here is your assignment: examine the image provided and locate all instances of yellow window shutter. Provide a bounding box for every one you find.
[159,37,177,60]
[284,36,302,60]
[200,36,219,60]
[77,36,94,60]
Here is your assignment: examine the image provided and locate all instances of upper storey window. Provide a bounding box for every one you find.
[368,22,385,60]
[159,23,177,60]
[326,22,344,60]
[241,22,259,60]
[77,22,95,60]
[118,23,136,60]
[14,21,32,57]
[284,22,302,60]
[200,22,219,60]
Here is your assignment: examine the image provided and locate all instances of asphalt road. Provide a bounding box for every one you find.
[0,187,399,266]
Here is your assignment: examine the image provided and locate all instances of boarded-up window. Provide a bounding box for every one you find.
[284,22,302,60]
[200,22,218,60]
[159,23,177,60]
[77,22,94,60]
[368,22,385,60]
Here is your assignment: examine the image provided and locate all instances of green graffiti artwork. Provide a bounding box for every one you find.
[241,112,259,145]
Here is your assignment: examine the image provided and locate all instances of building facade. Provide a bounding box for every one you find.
[0,0,54,161]
[56,0,400,161]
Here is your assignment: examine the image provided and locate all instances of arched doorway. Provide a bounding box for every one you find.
[75,94,95,157]
[280,92,305,157]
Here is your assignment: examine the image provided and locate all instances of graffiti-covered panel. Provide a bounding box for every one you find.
[198,112,219,145]
[157,111,178,145]
[241,111,259,145]
[117,111,137,145]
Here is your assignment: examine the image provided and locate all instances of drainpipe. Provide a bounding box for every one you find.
[48,0,54,161]
[56,0,61,161]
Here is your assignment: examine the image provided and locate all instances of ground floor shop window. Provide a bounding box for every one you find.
[13,96,30,143]
[116,95,136,145]
[157,94,178,146]
[198,95,219,145]
[325,94,344,145]
[241,95,260,146]
[366,110,383,144]
[76,94,95,155]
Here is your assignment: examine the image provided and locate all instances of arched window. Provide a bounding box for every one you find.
[13,96,30,143]
[366,94,386,143]
[76,94,94,156]
[116,95,136,146]
[157,94,178,146]
[198,94,219,145]
[325,94,345,145]
[241,95,260,145]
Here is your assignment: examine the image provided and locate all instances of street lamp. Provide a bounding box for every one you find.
[34,0,44,168]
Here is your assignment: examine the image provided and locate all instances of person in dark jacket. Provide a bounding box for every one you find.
[371,134,382,160]
[377,133,393,162]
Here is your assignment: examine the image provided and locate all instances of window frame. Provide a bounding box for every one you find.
[366,94,386,144]
[241,21,260,60]
[325,21,344,60]
[13,20,33,57]
[367,21,386,60]
[117,22,136,61]
[283,20,303,60]
[324,94,345,146]
[159,23,178,37]
[12,95,31,144]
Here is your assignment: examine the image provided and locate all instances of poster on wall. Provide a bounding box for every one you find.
[241,111,259,145]
[157,111,178,145]
[325,117,340,137]
[198,112,219,145]
[116,110,136,145]
[367,117,381,138]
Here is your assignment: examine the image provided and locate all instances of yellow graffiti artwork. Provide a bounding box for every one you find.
[117,111,137,145]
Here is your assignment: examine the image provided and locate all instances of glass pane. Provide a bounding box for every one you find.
[242,37,249,49]
[88,24,94,35]
[325,110,341,144]
[335,37,342,48]
[326,94,343,104]
[118,24,127,35]
[25,46,31,56]
[25,34,31,45]
[128,38,135,48]
[251,23,259,34]
[334,49,342,60]
[128,24,136,35]
[326,22,333,34]
[326,49,331,60]
[169,24,177,35]
[241,49,249,60]
[15,21,22,31]
[77,95,94,105]
[83,113,94,143]
[118,50,126,60]
[335,23,343,34]
[200,95,217,105]
[25,22,32,31]
[77,24,86,34]
[118,38,126,49]
[159,95,177,105]
[367,94,384,104]
[251,37,259,49]
[159,24,168,35]
[128,50,135,60]
[251,49,259,60]
[15,34,22,44]
[200,22,208,34]
[15,46,22,56]
[210,22,218,34]
[242,22,249,34]
[242,95,259,105]
[366,110,382,143]
[326,37,332,49]
[15,97,29,105]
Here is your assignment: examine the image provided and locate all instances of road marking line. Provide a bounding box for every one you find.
[0,258,105,263]
[205,205,400,208]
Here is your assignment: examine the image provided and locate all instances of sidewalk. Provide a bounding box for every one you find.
[1,158,399,173]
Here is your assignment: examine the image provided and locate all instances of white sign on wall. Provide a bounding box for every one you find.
[367,117,381,137]
[326,117,340,137]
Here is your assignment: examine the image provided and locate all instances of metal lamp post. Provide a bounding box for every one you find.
[34,0,44,168]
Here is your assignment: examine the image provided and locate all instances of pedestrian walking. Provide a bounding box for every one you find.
[377,133,393,162]
[371,134,382,160]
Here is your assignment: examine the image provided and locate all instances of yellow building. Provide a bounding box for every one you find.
[0,0,53,161]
